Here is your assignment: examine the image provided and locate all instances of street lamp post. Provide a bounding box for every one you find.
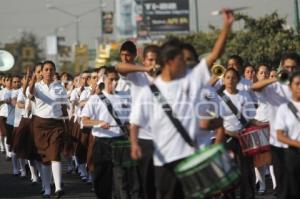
[294,0,300,34]
[47,4,106,44]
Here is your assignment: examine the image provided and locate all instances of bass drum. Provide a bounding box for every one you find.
[175,144,240,199]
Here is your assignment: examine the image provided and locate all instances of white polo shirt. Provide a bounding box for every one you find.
[7,89,19,126]
[275,100,300,142]
[260,82,290,148]
[217,90,256,133]
[126,72,153,140]
[0,88,12,117]
[254,92,270,123]
[33,80,68,119]
[130,59,210,166]
[81,91,130,138]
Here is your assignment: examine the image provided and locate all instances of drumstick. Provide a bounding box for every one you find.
[211,7,250,16]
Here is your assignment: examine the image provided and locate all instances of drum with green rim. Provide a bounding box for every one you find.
[175,144,240,199]
[112,140,137,168]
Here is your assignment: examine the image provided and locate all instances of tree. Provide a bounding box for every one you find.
[179,12,300,68]
[5,32,44,74]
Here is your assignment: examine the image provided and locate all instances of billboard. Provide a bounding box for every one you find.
[142,0,190,33]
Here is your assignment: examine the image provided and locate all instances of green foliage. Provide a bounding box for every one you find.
[13,32,44,73]
[179,12,300,68]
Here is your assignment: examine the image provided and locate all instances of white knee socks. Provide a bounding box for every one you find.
[51,161,62,192]
[28,160,38,182]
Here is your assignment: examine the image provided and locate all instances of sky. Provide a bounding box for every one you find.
[0,0,297,48]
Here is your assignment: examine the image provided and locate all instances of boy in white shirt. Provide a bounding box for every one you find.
[130,10,234,199]
[81,67,132,199]
[275,71,300,199]
[251,52,300,199]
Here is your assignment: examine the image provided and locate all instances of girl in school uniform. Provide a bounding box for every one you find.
[275,71,300,199]
[29,60,68,198]
[217,68,257,199]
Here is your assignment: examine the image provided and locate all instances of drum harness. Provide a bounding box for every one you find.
[287,101,300,122]
[98,92,129,136]
[287,101,300,153]
[149,84,197,149]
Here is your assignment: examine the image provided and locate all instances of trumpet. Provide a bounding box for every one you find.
[277,69,290,84]
[211,64,226,78]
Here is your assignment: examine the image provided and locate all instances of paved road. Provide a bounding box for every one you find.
[0,153,276,199]
[0,153,96,199]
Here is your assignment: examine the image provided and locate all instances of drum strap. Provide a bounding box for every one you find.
[287,101,300,121]
[98,92,129,135]
[149,84,196,148]
[217,90,249,127]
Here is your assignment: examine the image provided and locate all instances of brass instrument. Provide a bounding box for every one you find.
[277,69,290,84]
[211,64,226,78]
[0,50,15,71]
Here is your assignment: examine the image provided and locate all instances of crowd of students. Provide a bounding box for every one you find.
[1,9,300,199]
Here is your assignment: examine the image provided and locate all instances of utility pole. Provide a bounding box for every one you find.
[195,0,199,32]
[295,0,300,34]
[99,0,103,43]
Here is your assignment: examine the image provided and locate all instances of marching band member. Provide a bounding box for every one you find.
[6,75,23,176]
[0,73,5,153]
[251,52,300,199]
[181,42,199,68]
[243,64,255,82]
[81,67,130,199]
[29,60,67,198]
[275,71,300,199]
[116,43,159,199]
[252,64,272,194]
[14,70,39,185]
[0,75,13,160]
[78,69,98,183]
[115,41,136,92]
[217,68,257,199]
[70,70,90,180]
[130,10,234,199]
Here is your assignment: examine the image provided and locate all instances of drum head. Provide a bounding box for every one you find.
[175,144,223,173]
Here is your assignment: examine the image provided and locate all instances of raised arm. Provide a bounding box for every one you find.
[22,67,30,96]
[115,63,152,76]
[28,74,37,100]
[251,78,276,91]
[206,9,234,68]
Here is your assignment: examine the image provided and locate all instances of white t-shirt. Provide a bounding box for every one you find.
[275,100,300,143]
[130,59,211,166]
[260,82,290,148]
[81,91,130,138]
[126,72,153,140]
[6,89,19,126]
[197,85,218,146]
[33,80,68,119]
[0,88,12,117]
[16,88,31,122]
[254,91,270,122]
[115,76,130,92]
[70,87,90,120]
[218,90,256,133]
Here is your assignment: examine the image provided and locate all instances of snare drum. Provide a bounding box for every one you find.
[238,124,270,156]
[112,140,137,168]
[175,144,240,199]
